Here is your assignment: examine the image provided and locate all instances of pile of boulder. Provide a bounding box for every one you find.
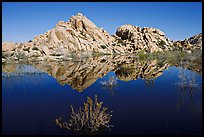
[173,33,202,51]
[2,13,116,63]
[31,13,115,55]
[112,24,173,53]
[2,13,202,63]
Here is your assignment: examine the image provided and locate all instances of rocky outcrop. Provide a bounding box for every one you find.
[112,24,173,53]
[2,13,202,63]
[31,13,114,55]
[2,42,15,52]
[2,13,116,63]
[173,33,202,51]
[188,33,202,47]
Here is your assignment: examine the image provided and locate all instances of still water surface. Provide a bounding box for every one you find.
[2,55,202,135]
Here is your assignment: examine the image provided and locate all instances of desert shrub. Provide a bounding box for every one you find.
[158,40,165,48]
[145,79,155,88]
[137,50,149,60]
[54,95,113,134]
[151,51,165,60]
[32,46,39,50]
[175,62,200,92]
[101,76,118,88]
[117,39,123,44]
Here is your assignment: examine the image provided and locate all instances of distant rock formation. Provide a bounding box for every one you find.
[188,33,202,47]
[173,33,202,51]
[1,13,202,63]
[113,24,173,53]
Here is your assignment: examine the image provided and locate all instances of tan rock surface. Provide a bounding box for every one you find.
[114,24,173,53]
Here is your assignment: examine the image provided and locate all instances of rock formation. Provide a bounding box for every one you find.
[2,42,15,52]
[173,33,202,51]
[113,24,173,53]
[31,13,114,55]
[2,13,202,63]
[2,13,116,63]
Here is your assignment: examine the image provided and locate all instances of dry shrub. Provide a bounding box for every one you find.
[55,95,113,134]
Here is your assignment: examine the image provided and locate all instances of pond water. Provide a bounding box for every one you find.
[2,55,202,135]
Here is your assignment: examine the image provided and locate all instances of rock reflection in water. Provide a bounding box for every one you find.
[2,56,171,92]
[115,59,169,81]
[31,56,115,92]
[23,56,170,92]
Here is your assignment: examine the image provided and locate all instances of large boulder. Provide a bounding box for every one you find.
[188,33,202,47]
[42,45,50,55]
[114,24,172,53]
[2,42,15,52]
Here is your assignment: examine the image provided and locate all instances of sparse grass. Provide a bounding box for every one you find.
[54,95,113,134]
[32,46,39,50]
[92,52,111,56]
[101,76,118,88]
[117,39,123,44]
[175,61,200,91]
[137,50,149,60]
[158,40,165,48]
[2,70,44,78]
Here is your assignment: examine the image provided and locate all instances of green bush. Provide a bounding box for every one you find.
[117,39,123,44]
[32,46,39,50]
[137,50,149,60]
[158,40,165,48]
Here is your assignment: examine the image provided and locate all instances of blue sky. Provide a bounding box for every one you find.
[2,2,202,43]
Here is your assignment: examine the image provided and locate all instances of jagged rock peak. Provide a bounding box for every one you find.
[76,12,83,16]
[114,24,172,53]
[68,12,97,30]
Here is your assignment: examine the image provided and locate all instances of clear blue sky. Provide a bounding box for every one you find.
[2,2,202,43]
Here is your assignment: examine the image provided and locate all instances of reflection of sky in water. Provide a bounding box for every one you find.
[2,63,202,135]
[2,64,44,77]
